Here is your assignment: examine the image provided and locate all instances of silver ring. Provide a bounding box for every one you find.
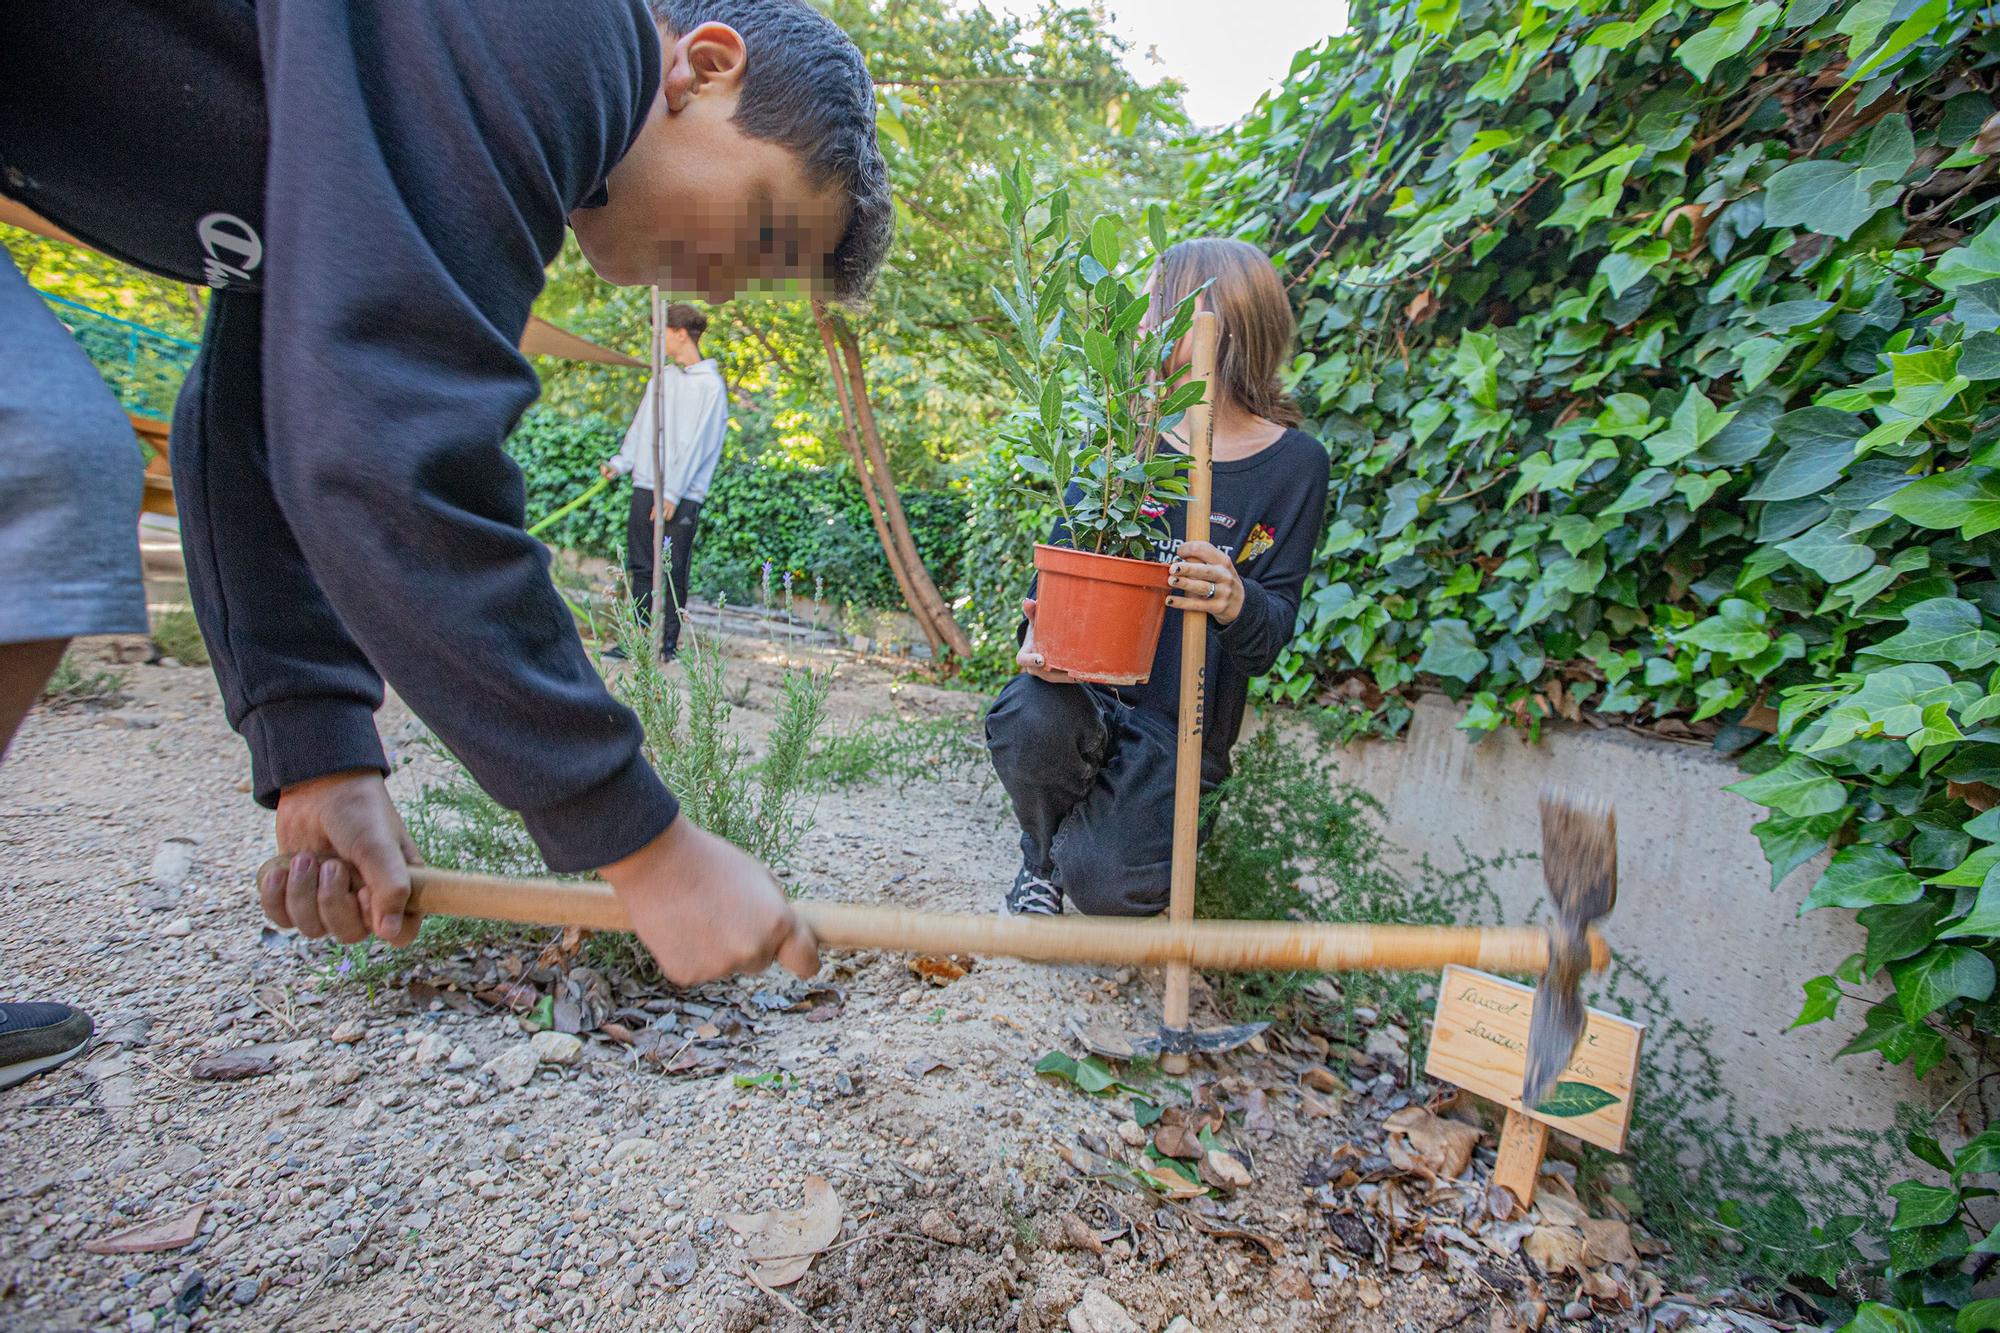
[1203,583,1214,599]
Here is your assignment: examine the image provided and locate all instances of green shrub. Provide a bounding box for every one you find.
[1192,0,2000,1316]
[505,408,628,560]
[1195,727,1508,1064]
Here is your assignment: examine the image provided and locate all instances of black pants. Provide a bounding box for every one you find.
[626,489,701,655]
[985,674,1211,917]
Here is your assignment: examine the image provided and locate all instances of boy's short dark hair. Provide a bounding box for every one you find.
[665,302,710,341]
[651,1,892,303]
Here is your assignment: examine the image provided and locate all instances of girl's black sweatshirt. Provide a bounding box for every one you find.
[1039,428,1331,785]
[0,0,674,872]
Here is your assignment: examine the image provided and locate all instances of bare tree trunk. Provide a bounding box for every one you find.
[830,314,973,661]
[811,306,953,660]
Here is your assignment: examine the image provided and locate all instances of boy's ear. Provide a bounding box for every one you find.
[662,21,748,113]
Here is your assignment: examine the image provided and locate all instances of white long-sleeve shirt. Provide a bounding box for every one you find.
[608,358,728,503]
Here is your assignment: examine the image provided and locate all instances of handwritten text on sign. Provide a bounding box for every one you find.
[1424,965,1643,1153]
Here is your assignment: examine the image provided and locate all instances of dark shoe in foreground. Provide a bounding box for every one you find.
[1004,865,1064,916]
[600,644,629,661]
[0,1002,93,1090]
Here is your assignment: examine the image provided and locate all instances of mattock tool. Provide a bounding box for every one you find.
[403,867,1613,994]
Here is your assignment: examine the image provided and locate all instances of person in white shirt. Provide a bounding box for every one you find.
[602,303,728,659]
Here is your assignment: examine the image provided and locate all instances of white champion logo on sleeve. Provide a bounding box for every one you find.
[197,212,263,289]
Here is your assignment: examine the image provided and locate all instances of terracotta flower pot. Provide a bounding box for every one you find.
[1031,543,1171,685]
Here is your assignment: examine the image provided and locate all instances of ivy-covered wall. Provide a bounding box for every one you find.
[1189,0,1999,1319]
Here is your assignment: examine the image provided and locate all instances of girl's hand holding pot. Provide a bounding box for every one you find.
[1016,598,1079,684]
[1166,541,1243,624]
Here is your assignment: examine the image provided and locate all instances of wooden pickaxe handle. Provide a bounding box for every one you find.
[405,868,1611,975]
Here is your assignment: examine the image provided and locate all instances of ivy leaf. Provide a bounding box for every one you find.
[1753,299,1835,332]
[1745,408,1865,501]
[1957,1299,2000,1333]
[1417,618,1487,682]
[1733,336,1790,391]
[1801,844,1925,912]
[1888,943,1995,1020]
[1941,874,2000,940]
[1936,215,2000,290]
[1952,1127,2000,1179]
[1645,386,1735,465]
[1681,598,1771,660]
[1599,240,1670,297]
[1763,115,1913,240]
[1777,515,1878,583]
[1858,895,1948,974]
[1876,466,2000,540]
[1676,1,1778,81]
[1602,467,1675,515]
[1838,999,1948,1074]
[1789,974,1842,1028]
[1728,754,1848,817]
[1937,846,2000,889]
[1842,1305,1923,1333]
[1869,598,2000,667]
[1753,811,1846,889]
[1887,1180,1961,1231]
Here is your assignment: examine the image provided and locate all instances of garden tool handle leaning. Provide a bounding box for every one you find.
[402,867,1611,975]
[1164,310,1222,1072]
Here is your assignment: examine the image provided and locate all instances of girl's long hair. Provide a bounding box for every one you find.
[1152,237,1301,428]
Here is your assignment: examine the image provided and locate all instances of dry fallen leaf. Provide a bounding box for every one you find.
[1152,1120,1203,1161]
[1202,1149,1252,1190]
[1581,1217,1636,1268]
[908,955,970,986]
[1301,1065,1342,1095]
[1382,1106,1482,1179]
[723,1175,843,1287]
[84,1205,204,1255]
[1062,1212,1104,1254]
[1522,1225,1587,1277]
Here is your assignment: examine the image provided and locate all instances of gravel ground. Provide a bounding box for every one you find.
[0,630,1694,1332]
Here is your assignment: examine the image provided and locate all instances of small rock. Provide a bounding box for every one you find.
[1562,1300,1592,1321]
[228,1278,259,1307]
[605,1139,659,1169]
[412,1033,450,1065]
[499,1228,531,1257]
[483,1045,539,1090]
[148,838,195,888]
[349,1097,381,1130]
[529,1031,582,1066]
[1115,1120,1146,1148]
[446,1043,476,1071]
[918,1209,963,1246]
[330,1021,366,1045]
[1067,1289,1141,1333]
[1164,1320,1203,1333]
[160,917,193,938]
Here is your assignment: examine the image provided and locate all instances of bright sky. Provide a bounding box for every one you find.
[1099,1,1350,127]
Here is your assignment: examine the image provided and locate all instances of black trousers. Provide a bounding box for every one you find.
[985,674,1212,917]
[626,489,701,654]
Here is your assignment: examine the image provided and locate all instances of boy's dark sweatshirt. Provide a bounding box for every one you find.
[1036,428,1330,785]
[0,0,675,871]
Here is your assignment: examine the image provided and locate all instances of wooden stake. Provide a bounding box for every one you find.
[404,868,1611,973]
[1493,1109,1549,1213]
[1163,311,1220,1076]
[649,286,668,659]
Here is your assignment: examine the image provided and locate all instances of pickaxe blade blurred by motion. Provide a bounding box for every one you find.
[1521,787,1619,1109]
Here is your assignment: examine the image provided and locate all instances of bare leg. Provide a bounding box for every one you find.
[0,638,67,761]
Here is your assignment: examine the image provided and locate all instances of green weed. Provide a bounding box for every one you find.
[37,654,124,708]
[149,607,209,666]
[799,712,987,790]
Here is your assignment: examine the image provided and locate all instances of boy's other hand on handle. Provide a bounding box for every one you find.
[262,770,422,947]
[1016,599,1078,684]
[598,817,818,986]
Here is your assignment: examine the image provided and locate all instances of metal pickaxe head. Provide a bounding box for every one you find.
[1521,786,1618,1109]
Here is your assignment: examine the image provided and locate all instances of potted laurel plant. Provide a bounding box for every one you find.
[990,163,1208,684]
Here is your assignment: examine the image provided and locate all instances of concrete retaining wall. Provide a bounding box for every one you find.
[1314,694,1938,1136]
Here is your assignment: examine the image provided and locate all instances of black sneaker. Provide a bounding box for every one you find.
[0,1002,93,1090]
[1004,866,1063,916]
[601,644,629,661]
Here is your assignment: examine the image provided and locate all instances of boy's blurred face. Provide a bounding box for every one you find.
[571,22,849,302]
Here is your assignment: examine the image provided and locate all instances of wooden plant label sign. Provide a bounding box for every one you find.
[1424,964,1644,1153]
